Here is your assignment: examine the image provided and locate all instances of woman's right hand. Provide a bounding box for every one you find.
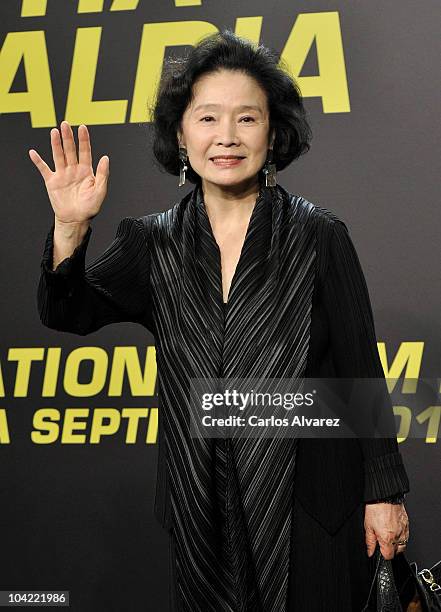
[29,121,109,225]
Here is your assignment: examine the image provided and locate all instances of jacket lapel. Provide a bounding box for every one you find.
[222,183,282,378]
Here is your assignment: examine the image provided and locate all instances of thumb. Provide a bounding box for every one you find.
[365,525,378,557]
[96,155,109,187]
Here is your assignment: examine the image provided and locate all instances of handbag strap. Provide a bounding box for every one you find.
[361,543,383,611]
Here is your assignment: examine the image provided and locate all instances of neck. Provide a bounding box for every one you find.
[200,175,263,221]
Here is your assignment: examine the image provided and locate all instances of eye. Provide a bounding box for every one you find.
[199,115,256,122]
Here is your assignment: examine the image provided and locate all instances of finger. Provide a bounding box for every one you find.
[377,532,397,560]
[78,124,92,167]
[393,529,409,555]
[379,542,396,560]
[29,149,54,182]
[365,526,377,557]
[95,155,109,188]
[60,120,78,166]
[50,128,66,172]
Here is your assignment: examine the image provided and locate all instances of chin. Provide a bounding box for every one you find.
[203,171,258,188]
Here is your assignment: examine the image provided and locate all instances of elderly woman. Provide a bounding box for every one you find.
[31,30,409,612]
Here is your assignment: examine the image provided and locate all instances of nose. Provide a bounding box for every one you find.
[215,117,240,146]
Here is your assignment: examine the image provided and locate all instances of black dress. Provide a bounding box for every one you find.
[172,234,406,611]
[171,295,403,610]
[37,185,409,611]
[165,292,402,611]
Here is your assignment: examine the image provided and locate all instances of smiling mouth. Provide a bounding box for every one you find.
[210,156,245,160]
[210,156,245,165]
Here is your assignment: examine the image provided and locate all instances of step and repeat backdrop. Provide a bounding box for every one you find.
[1,1,439,610]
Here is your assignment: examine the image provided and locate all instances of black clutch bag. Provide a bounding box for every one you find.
[361,542,441,611]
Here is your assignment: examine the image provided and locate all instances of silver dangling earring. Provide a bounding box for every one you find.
[178,145,188,187]
[262,148,277,187]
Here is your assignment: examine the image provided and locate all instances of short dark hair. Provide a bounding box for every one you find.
[149,29,312,185]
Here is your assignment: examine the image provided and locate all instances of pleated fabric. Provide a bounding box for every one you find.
[37,179,410,612]
[161,182,316,612]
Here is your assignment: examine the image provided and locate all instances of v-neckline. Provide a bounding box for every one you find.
[180,178,282,380]
[197,183,267,309]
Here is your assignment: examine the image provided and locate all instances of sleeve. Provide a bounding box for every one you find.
[369,492,406,505]
[37,216,155,336]
[323,218,410,503]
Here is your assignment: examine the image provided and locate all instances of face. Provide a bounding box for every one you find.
[177,69,275,192]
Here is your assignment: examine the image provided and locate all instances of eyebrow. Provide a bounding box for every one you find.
[193,103,263,113]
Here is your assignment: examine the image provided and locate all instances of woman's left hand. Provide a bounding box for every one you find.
[364,502,409,559]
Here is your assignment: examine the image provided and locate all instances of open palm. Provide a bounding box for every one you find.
[29,120,109,224]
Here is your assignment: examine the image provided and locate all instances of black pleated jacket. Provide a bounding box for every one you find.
[37,182,410,611]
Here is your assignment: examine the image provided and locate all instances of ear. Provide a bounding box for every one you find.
[177,126,185,147]
[269,128,275,149]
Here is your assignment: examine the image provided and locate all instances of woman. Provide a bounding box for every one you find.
[31,30,410,612]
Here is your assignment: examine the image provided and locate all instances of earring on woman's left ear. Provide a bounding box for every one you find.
[178,145,188,187]
[262,148,277,187]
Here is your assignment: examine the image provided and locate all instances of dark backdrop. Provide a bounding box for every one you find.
[1,1,440,610]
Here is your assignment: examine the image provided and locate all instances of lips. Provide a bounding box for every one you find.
[210,156,245,167]
[210,156,245,160]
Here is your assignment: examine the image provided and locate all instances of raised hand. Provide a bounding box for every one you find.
[29,121,109,225]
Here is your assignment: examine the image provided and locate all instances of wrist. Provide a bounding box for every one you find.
[54,218,90,241]
[52,219,91,270]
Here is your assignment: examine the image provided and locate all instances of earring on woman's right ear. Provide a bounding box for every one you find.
[178,145,188,187]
